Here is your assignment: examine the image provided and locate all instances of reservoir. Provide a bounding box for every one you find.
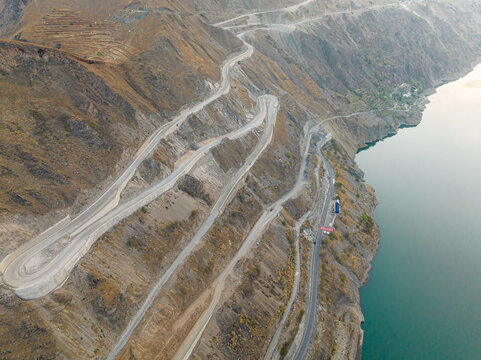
[357,65,481,359]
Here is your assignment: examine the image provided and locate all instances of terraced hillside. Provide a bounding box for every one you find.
[23,9,135,61]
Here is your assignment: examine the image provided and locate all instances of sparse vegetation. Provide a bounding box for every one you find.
[58,113,71,132]
[31,109,49,136]
[360,212,374,234]
[165,221,179,232]
[297,309,305,323]
[331,139,341,153]
[126,237,137,248]
[280,341,290,358]
[241,286,254,298]
[238,192,245,203]
[86,272,99,288]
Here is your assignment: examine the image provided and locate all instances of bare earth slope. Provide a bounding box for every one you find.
[0,40,137,215]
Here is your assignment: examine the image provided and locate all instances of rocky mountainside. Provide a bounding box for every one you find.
[0,0,480,359]
[0,0,29,35]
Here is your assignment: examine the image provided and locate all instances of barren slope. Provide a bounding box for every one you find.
[1,1,481,360]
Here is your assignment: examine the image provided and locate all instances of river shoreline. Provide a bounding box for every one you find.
[357,58,481,155]
[355,60,481,359]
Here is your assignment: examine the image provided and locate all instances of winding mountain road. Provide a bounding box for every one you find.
[106,94,279,360]
[264,139,325,360]
[3,95,275,301]
[221,1,425,33]
[0,42,255,300]
[0,0,402,358]
[174,123,325,360]
[213,0,315,27]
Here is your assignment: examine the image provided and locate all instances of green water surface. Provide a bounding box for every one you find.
[357,65,481,360]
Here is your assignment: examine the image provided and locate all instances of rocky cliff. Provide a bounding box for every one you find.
[0,0,480,359]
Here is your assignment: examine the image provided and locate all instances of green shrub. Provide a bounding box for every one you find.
[242,286,254,298]
[280,342,290,358]
[360,212,373,234]
[297,309,305,323]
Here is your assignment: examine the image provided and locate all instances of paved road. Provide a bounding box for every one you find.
[264,139,325,360]
[214,0,315,27]
[222,1,425,33]
[293,150,335,360]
